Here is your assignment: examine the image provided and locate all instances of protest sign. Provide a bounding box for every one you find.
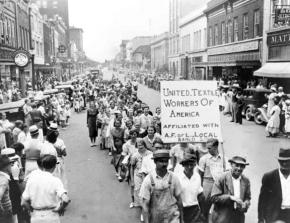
[160,80,222,143]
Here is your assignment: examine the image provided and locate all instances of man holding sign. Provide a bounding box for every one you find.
[160,80,226,221]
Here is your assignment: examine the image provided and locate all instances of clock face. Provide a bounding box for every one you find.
[14,53,29,67]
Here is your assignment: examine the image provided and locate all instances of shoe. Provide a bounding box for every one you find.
[129,202,134,209]
[140,214,144,222]
[90,143,94,147]
[118,176,123,182]
[109,152,112,156]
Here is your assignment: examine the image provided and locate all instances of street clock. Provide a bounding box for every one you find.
[12,48,31,67]
[58,45,66,53]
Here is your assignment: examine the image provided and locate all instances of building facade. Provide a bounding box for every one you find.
[69,27,83,52]
[205,0,263,86]
[254,0,290,90]
[0,0,31,94]
[132,45,151,70]
[169,0,180,77]
[125,36,152,68]
[151,32,169,73]
[179,7,207,80]
[33,0,70,57]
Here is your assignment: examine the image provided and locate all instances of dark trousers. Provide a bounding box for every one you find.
[277,209,290,223]
[183,205,201,223]
[236,107,243,124]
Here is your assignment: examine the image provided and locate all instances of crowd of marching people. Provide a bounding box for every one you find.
[1,71,290,223]
[83,74,290,223]
[0,93,71,223]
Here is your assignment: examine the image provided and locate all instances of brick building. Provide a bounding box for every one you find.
[204,0,263,86]
[0,0,30,94]
[254,0,290,91]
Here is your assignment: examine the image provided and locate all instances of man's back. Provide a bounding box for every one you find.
[22,170,66,209]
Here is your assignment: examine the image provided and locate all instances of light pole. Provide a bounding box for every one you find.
[28,6,36,90]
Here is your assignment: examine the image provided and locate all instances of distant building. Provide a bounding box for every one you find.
[126,36,153,68]
[32,0,69,27]
[69,27,84,52]
[151,32,169,72]
[33,0,70,57]
[179,6,207,80]
[132,45,151,70]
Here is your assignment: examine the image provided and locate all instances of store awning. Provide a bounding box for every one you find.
[254,62,290,78]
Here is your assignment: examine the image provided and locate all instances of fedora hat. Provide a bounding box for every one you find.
[228,156,249,166]
[277,148,290,161]
[29,125,39,136]
[152,149,170,160]
[0,155,13,170]
[180,153,197,165]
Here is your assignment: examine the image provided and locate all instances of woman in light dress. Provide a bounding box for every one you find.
[266,97,280,137]
[130,138,152,221]
[284,99,290,138]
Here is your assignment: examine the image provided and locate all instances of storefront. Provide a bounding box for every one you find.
[254,28,290,91]
[206,38,262,88]
[0,47,26,93]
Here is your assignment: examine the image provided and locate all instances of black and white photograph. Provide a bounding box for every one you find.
[0,0,290,222]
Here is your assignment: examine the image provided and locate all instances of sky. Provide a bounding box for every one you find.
[69,0,169,62]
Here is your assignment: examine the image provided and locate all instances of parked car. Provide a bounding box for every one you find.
[0,99,26,122]
[241,88,272,121]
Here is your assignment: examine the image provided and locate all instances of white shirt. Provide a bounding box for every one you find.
[22,170,66,209]
[177,170,203,207]
[232,176,241,199]
[279,170,290,209]
[41,141,57,157]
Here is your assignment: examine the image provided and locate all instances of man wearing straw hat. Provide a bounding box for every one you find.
[139,149,184,223]
[258,148,290,223]
[210,155,251,223]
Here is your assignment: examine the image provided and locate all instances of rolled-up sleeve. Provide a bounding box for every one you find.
[139,175,151,201]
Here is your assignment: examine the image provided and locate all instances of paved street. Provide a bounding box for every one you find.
[57,73,289,223]
[60,110,139,223]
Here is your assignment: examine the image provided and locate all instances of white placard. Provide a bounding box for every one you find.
[161,80,222,143]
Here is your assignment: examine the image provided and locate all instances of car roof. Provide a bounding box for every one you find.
[243,88,272,93]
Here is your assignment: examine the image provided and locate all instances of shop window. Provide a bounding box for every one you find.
[227,20,232,43]
[214,24,218,45]
[243,13,249,40]
[209,27,213,46]
[254,10,260,37]
[221,22,226,44]
[234,17,238,42]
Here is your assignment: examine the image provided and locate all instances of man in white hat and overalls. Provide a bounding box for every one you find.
[139,149,184,223]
